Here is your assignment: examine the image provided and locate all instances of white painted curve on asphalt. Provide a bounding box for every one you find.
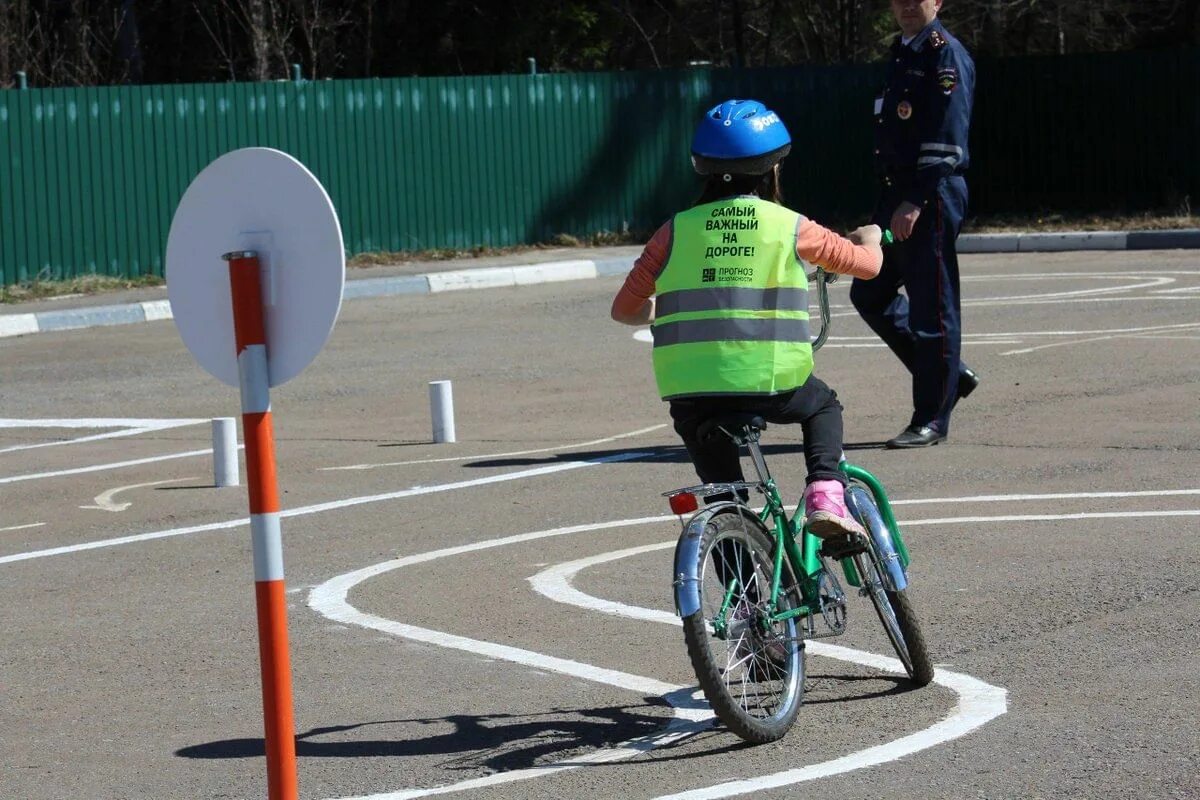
[529,543,1008,800]
[309,518,715,800]
[310,518,1008,800]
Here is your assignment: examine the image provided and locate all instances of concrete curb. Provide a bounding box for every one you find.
[0,258,639,338]
[2,229,1198,339]
[957,229,1200,253]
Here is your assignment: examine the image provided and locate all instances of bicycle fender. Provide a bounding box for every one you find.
[672,501,742,618]
[845,485,908,592]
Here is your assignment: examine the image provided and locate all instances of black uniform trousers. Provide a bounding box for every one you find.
[851,175,970,435]
[668,375,847,487]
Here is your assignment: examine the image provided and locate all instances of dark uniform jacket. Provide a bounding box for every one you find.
[874,18,975,210]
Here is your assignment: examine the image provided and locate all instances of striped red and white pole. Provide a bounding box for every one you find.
[224,250,299,800]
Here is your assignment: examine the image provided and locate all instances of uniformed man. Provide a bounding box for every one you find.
[850,0,980,449]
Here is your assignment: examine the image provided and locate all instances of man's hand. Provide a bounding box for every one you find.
[889,202,922,242]
[848,224,882,246]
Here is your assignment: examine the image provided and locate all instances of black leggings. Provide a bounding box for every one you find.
[668,375,846,487]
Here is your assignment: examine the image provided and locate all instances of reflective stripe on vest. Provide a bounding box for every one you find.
[651,197,814,400]
[655,286,809,317]
[652,317,811,346]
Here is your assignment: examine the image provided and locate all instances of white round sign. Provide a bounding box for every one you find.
[166,147,345,388]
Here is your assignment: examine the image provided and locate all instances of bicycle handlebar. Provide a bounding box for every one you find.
[807,228,894,353]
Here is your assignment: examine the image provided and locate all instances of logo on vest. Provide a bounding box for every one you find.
[700,266,756,284]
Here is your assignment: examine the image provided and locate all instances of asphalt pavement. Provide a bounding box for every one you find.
[0,247,1198,799]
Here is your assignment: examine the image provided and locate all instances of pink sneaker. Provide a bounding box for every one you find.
[804,480,866,540]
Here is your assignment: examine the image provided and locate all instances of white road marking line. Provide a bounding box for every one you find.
[827,324,1200,339]
[323,424,668,471]
[1,523,45,533]
[529,544,1007,800]
[311,521,1006,800]
[0,417,206,429]
[0,418,206,454]
[652,664,1005,800]
[970,295,1198,307]
[309,519,713,800]
[999,332,1103,354]
[902,509,1200,526]
[1001,328,1198,355]
[0,448,217,485]
[1152,286,1200,295]
[79,476,199,512]
[955,276,1173,302]
[890,488,1200,505]
[638,321,1200,348]
[0,452,651,565]
[960,271,1199,280]
[1,485,1195,566]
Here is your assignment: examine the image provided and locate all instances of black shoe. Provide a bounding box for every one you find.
[957,367,981,401]
[886,425,945,449]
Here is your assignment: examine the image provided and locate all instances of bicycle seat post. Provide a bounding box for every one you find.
[739,428,772,486]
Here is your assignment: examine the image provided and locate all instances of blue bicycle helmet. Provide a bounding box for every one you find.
[691,99,792,176]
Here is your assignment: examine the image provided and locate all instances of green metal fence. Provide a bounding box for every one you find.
[1,49,1197,286]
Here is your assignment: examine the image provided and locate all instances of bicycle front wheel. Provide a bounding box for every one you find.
[680,508,804,743]
[854,548,935,686]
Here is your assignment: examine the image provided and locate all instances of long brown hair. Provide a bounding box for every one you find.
[694,162,784,206]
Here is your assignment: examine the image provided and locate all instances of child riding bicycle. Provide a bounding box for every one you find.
[611,98,884,541]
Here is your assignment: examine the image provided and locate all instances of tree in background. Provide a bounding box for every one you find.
[0,0,1197,87]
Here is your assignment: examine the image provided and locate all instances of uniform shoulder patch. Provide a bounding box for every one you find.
[930,29,947,49]
[937,67,958,95]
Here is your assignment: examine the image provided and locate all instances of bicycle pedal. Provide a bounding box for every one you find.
[819,531,869,560]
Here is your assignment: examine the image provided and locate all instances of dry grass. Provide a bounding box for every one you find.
[965,211,1198,233]
[1,274,164,305]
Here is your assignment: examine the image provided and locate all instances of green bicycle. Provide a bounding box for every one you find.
[665,267,934,744]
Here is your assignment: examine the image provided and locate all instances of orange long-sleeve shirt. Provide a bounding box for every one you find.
[611,215,881,322]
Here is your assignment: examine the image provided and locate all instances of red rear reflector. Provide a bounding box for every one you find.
[669,492,699,515]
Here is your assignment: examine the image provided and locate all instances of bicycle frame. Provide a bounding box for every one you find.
[669,454,913,633]
[670,268,913,631]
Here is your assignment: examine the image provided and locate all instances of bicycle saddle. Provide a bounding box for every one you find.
[697,413,767,442]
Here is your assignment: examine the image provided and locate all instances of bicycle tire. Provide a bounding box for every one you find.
[680,508,804,743]
[857,549,935,686]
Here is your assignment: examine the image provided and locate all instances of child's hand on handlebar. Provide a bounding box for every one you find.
[848,224,883,246]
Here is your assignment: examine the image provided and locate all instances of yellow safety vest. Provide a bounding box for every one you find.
[651,197,814,400]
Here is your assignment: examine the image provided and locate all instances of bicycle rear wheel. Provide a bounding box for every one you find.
[680,508,804,743]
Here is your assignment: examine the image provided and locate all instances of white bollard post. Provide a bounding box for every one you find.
[429,380,456,443]
[212,417,240,487]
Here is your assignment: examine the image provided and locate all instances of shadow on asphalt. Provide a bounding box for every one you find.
[176,703,671,770]
[463,440,887,469]
[175,673,910,768]
[802,672,914,704]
